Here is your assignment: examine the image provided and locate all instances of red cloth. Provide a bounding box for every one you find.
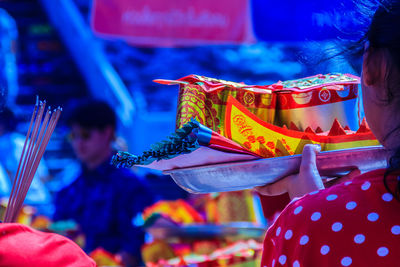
[261,169,400,267]
[0,223,96,267]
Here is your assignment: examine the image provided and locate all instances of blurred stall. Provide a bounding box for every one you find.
[141,192,266,266]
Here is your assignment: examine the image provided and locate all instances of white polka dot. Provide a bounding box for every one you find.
[285,230,293,240]
[299,235,309,245]
[361,181,371,190]
[332,222,343,232]
[309,190,319,195]
[320,245,330,255]
[368,212,379,222]
[344,181,352,186]
[311,212,321,221]
[326,194,338,201]
[276,227,281,236]
[346,201,357,210]
[293,260,300,267]
[294,206,303,215]
[377,247,389,257]
[391,225,400,235]
[341,257,352,266]
[382,193,393,202]
[279,255,287,265]
[272,259,275,267]
[354,234,365,244]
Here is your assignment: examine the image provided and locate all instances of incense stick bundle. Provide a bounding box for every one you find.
[4,98,61,223]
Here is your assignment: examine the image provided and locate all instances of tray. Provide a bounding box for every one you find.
[164,146,388,193]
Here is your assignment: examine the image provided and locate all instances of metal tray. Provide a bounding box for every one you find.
[164,146,388,193]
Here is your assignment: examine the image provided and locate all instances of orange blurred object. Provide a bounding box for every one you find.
[143,199,204,225]
[89,247,123,267]
[141,240,176,264]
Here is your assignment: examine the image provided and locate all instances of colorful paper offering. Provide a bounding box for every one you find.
[225,96,379,157]
[113,73,379,173]
[155,73,361,137]
[274,73,360,131]
[154,75,276,137]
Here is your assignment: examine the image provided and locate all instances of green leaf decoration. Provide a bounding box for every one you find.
[111,119,201,168]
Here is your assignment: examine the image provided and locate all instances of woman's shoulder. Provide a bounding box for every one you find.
[262,169,400,267]
[271,169,399,229]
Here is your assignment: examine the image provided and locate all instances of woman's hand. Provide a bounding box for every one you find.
[255,144,325,200]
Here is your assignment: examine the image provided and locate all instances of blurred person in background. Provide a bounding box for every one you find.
[53,99,155,267]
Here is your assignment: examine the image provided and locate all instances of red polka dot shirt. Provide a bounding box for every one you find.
[261,169,400,267]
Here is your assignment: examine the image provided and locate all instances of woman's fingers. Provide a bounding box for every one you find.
[254,175,293,196]
[255,144,325,199]
[289,144,324,199]
[299,144,321,173]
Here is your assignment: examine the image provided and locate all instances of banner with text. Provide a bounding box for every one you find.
[91,0,254,47]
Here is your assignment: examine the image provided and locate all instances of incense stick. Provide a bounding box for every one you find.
[4,99,62,223]
[11,108,61,222]
[4,99,39,222]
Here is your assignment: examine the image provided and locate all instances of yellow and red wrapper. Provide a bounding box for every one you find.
[274,73,360,131]
[155,75,275,137]
[155,73,361,136]
[225,95,379,158]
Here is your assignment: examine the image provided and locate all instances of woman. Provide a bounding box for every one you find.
[256,1,400,266]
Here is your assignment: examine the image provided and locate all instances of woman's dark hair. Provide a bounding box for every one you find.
[367,1,400,101]
[363,0,400,200]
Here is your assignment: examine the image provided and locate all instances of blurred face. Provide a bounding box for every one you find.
[69,124,113,166]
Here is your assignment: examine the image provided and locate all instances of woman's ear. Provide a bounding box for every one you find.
[362,48,387,86]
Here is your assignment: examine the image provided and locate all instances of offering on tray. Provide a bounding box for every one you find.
[155,73,360,135]
[112,74,382,192]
